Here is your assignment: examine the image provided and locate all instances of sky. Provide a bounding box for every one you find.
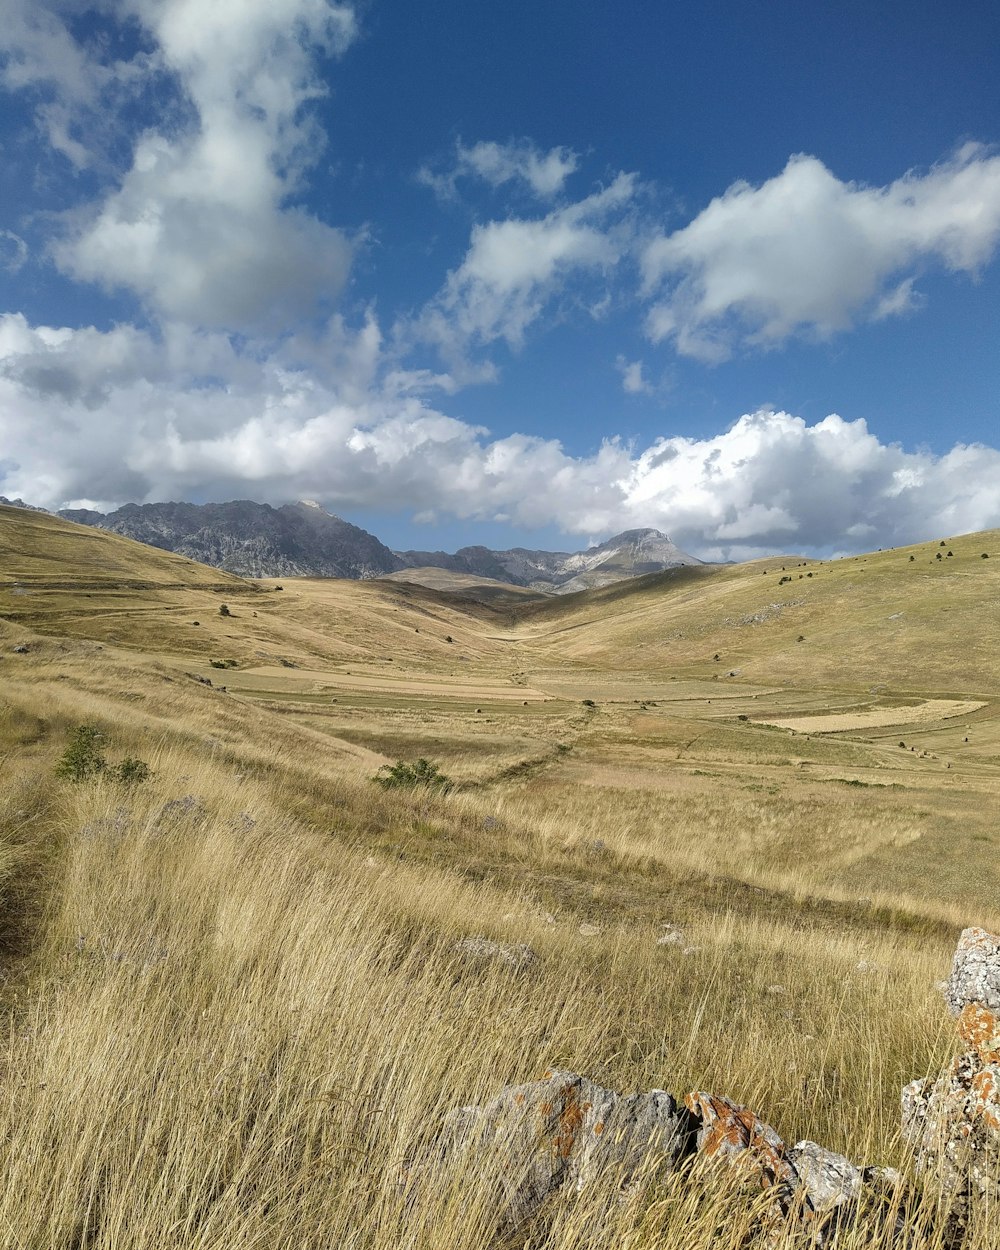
[1,0,999,560]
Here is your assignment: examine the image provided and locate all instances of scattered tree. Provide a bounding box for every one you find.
[372,758,453,793]
[219,604,232,617]
[55,725,106,782]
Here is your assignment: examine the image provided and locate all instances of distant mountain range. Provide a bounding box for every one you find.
[1,496,702,593]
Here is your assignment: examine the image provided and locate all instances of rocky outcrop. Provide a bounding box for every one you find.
[410,1073,881,1244]
[408,1070,695,1239]
[413,928,1000,1245]
[902,927,1000,1238]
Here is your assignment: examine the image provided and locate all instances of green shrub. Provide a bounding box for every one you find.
[55,725,106,781]
[112,757,152,787]
[55,726,151,786]
[210,660,227,669]
[372,758,453,793]
[219,604,231,617]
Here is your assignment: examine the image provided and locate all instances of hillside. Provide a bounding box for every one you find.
[0,502,998,1247]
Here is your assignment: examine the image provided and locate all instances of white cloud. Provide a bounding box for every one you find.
[616,355,652,395]
[642,145,1000,360]
[411,173,637,367]
[419,138,579,201]
[2,314,999,558]
[3,0,357,330]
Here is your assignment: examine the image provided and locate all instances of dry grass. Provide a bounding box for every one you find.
[1,505,999,1246]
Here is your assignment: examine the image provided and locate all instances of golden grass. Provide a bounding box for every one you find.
[0,505,998,1245]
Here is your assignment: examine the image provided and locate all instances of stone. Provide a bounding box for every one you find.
[943,927,1000,1017]
[902,1054,1000,1201]
[416,1070,695,1237]
[787,1140,863,1211]
[684,1090,803,1215]
[450,935,537,970]
[903,927,1000,1236]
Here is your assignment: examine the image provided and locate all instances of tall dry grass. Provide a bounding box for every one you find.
[0,726,975,1249]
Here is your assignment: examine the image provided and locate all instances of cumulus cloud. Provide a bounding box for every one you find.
[2,314,998,557]
[419,138,579,201]
[3,0,357,330]
[642,145,1000,360]
[411,172,638,368]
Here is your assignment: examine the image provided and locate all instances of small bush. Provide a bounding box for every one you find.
[581,699,596,708]
[372,758,453,793]
[982,553,990,559]
[55,725,106,782]
[444,635,453,643]
[210,660,227,669]
[219,604,231,617]
[112,757,151,787]
[55,725,150,786]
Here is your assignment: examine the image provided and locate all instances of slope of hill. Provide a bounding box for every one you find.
[1,502,999,1247]
[509,533,1000,695]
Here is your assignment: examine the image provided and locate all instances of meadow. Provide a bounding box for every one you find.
[0,503,998,1247]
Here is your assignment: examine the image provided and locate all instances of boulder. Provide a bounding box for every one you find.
[685,1090,803,1218]
[416,1070,694,1236]
[902,926,1000,1238]
[943,927,1000,1017]
[787,1140,863,1212]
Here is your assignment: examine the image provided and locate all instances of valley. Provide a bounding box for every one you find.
[1,502,999,1247]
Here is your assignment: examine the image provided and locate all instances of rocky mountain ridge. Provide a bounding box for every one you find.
[41,498,701,590]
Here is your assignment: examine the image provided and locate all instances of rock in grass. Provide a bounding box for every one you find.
[451,935,537,970]
[787,1139,863,1211]
[943,927,1000,1016]
[684,1090,803,1216]
[416,1070,694,1236]
[903,926,1000,1238]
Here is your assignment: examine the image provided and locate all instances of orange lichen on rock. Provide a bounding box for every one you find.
[684,1091,799,1192]
[970,1069,1000,1132]
[958,1003,1000,1064]
[551,1083,588,1161]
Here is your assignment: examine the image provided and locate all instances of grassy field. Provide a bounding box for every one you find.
[1,502,998,1247]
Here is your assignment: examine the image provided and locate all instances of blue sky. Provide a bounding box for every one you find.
[1,0,998,559]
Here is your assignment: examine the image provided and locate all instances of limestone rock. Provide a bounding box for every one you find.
[902,1053,1000,1201]
[450,936,537,970]
[943,927,1000,1017]
[903,926,1000,1235]
[684,1090,801,1206]
[421,1070,694,1236]
[788,1140,862,1211]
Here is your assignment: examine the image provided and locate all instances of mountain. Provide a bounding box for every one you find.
[397,528,702,593]
[54,499,701,589]
[58,499,405,580]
